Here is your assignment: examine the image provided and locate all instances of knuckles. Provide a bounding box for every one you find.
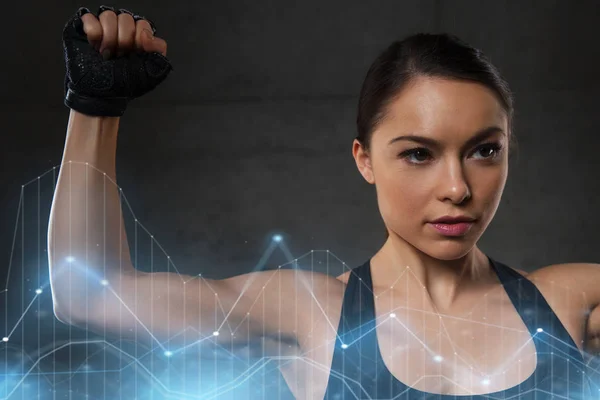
[77,6,163,57]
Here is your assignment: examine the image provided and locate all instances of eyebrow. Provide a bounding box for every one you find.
[387,126,506,149]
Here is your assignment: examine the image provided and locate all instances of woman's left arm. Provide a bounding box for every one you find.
[535,263,600,355]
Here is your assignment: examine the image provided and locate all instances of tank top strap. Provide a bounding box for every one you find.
[487,255,588,393]
[336,259,377,340]
[330,259,384,398]
[487,255,581,349]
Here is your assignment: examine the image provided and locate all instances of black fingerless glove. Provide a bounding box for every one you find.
[62,7,173,117]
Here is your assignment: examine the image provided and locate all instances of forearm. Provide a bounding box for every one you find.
[48,109,135,320]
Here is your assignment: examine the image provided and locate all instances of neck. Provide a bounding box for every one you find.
[373,235,494,311]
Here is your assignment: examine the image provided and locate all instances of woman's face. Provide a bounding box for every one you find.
[353,76,509,260]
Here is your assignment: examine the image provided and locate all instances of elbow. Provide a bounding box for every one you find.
[53,303,98,330]
[51,291,85,326]
[49,279,88,326]
[53,306,76,325]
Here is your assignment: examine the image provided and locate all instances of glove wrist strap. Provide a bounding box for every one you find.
[64,88,128,117]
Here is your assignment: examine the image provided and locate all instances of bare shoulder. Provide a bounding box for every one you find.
[526,262,599,296]
[526,262,600,313]
[521,262,596,307]
[527,262,600,353]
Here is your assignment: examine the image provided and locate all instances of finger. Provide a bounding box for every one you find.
[80,13,103,51]
[142,33,168,57]
[134,19,153,51]
[98,6,118,59]
[116,10,136,57]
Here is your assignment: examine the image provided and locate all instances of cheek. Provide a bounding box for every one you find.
[471,167,508,202]
[375,173,428,222]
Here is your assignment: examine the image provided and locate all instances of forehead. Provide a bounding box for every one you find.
[374,77,508,145]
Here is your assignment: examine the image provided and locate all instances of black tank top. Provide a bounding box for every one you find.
[323,255,592,399]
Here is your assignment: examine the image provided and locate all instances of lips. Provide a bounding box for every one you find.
[430,216,476,224]
[429,221,475,236]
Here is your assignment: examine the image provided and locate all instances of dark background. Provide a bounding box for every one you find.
[0,0,599,399]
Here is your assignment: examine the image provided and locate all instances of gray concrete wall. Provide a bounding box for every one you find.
[0,1,598,398]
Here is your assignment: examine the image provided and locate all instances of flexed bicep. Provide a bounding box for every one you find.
[66,267,344,358]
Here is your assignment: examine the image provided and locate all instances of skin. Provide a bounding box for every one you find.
[80,8,167,58]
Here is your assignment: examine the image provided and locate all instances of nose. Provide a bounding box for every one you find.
[437,160,471,204]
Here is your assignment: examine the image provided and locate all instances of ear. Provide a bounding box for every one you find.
[352,139,375,184]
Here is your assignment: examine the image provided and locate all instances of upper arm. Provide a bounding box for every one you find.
[556,263,600,344]
[68,267,344,356]
[531,263,600,354]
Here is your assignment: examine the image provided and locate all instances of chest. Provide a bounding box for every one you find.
[372,291,539,395]
[283,276,586,398]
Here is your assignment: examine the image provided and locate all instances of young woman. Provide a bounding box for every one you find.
[49,6,599,399]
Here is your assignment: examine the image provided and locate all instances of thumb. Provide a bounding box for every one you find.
[141,29,168,57]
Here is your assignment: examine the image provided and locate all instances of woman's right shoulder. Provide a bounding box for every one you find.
[222,269,348,346]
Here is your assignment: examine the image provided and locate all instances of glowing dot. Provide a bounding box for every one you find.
[390,313,396,318]
[481,379,490,385]
[35,289,42,294]
[273,235,282,242]
[213,331,219,336]
[537,328,543,332]
[100,280,109,286]
[164,351,172,357]
[66,256,75,263]
[341,344,348,349]
[2,337,8,342]
[434,355,443,362]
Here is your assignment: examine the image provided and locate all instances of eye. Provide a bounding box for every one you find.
[398,148,432,164]
[397,142,504,165]
[473,142,503,160]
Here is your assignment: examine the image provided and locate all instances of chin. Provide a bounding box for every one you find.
[419,239,478,261]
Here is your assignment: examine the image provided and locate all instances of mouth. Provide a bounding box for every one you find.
[430,216,477,224]
[428,220,476,236]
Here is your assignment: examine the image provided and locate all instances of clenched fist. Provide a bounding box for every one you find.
[62,6,173,117]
